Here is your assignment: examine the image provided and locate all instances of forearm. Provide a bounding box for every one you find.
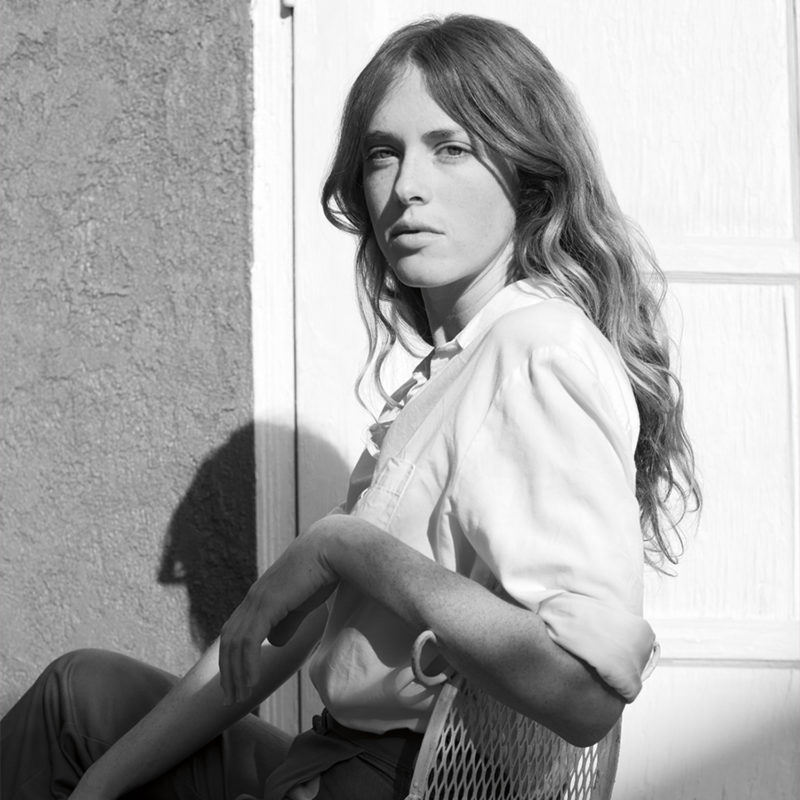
[319,516,622,746]
[76,607,325,798]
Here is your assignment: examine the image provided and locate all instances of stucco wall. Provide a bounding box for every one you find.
[0,0,254,713]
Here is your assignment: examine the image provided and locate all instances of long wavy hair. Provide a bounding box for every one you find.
[322,14,700,567]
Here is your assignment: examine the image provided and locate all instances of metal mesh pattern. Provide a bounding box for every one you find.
[407,676,620,800]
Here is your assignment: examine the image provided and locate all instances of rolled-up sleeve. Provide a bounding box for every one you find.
[450,344,657,701]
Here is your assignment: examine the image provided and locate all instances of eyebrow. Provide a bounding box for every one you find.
[362,127,471,147]
[424,127,470,143]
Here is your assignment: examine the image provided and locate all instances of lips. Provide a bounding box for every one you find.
[389,221,441,241]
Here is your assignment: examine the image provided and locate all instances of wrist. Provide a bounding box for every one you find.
[310,514,375,581]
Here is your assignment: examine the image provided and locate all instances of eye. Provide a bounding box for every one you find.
[364,146,397,165]
[437,142,472,160]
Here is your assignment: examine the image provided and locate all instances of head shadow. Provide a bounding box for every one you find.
[158,421,351,650]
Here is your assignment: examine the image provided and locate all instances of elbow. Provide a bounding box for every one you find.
[547,681,625,748]
[512,697,622,748]
[557,706,622,748]
[512,667,625,748]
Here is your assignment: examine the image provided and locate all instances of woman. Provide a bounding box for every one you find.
[0,14,699,800]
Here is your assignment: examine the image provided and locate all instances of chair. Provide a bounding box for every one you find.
[405,631,621,800]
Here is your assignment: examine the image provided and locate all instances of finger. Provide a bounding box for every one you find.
[232,613,257,704]
[227,598,274,703]
[218,620,236,705]
[240,632,261,701]
[268,609,305,647]
[220,606,249,705]
[268,584,336,647]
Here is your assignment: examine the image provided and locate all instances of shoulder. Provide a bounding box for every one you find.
[478,296,616,374]
[474,296,639,444]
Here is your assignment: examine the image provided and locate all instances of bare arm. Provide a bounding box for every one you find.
[218,350,648,747]
[324,516,623,746]
[219,519,622,748]
[71,606,326,799]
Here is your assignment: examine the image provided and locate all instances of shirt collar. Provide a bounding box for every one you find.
[431,278,559,367]
[367,279,557,455]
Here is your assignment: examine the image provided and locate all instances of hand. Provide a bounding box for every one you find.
[218,521,339,704]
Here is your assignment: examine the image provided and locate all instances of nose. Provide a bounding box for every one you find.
[393,152,431,206]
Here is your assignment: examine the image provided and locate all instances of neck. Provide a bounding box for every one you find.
[423,247,513,346]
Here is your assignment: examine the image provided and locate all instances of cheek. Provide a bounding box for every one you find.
[447,164,515,230]
[455,190,516,247]
[363,174,392,229]
[485,181,517,238]
[363,186,379,228]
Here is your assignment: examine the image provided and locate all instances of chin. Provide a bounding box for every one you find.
[389,266,432,290]
[389,260,451,290]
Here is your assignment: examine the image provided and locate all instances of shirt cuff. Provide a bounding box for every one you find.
[537,592,658,702]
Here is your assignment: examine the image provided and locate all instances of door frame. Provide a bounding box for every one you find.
[252,0,299,731]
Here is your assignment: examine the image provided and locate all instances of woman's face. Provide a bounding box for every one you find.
[362,66,517,304]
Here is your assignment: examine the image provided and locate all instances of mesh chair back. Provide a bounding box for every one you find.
[405,675,621,800]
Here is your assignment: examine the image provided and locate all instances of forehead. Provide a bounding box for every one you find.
[367,65,463,133]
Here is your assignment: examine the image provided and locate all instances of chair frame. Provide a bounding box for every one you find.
[405,632,621,800]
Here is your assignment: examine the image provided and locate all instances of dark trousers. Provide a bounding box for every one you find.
[0,649,292,800]
[0,649,421,800]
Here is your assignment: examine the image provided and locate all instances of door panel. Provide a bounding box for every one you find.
[289,1,800,794]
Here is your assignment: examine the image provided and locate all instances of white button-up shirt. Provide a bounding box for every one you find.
[309,278,658,734]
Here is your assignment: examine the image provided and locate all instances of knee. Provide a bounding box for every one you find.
[1,650,132,737]
[51,647,173,689]
[44,648,122,682]
[45,648,114,676]
[37,649,176,732]
[40,649,130,708]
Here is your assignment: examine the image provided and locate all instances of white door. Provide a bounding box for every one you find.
[261,1,800,795]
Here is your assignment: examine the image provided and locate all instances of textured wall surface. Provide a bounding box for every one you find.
[0,0,254,714]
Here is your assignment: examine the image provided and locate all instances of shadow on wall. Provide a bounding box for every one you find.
[158,422,351,650]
